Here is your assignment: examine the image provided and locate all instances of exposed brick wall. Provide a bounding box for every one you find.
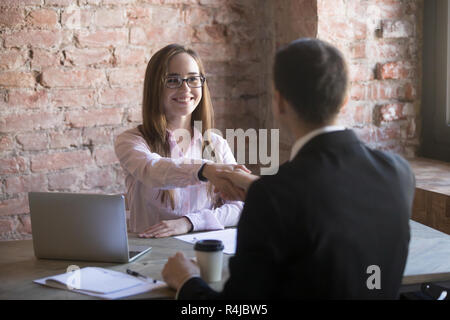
[0,0,422,241]
[317,0,422,156]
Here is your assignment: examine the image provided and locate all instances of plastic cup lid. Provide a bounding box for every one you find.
[194,239,224,252]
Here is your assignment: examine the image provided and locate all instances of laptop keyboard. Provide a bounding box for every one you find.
[129,251,141,259]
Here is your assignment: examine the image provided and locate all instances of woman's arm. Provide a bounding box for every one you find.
[184,135,245,231]
[115,129,208,190]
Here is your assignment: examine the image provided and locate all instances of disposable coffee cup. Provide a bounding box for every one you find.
[194,239,224,283]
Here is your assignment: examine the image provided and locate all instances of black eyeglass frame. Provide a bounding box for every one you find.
[164,75,206,89]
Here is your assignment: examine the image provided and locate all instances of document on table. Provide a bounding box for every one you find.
[404,220,450,276]
[33,267,166,299]
[175,228,237,254]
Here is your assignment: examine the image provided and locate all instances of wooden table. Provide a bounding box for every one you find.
[0,234,230,300]
[2,221,450,299]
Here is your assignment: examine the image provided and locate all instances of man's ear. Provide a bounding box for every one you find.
[339,92,349,111]
[273,90,287,115]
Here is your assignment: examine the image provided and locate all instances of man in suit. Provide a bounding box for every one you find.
[161,38,415,299]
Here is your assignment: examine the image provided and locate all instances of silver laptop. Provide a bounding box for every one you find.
[29,192,151,263]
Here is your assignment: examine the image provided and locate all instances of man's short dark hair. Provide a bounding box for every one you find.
[273,38,348,125]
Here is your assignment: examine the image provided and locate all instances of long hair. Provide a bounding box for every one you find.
[139,44,221,210]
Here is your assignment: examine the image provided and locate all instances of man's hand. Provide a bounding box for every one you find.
[162,252,200,291]
[139,217,193,238]
[215,170,260,201]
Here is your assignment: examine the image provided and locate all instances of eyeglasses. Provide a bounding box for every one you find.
[164,75,206,89]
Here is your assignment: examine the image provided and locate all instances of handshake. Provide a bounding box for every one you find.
[202,163,260,202]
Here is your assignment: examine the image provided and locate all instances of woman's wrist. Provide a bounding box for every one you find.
[183,216,193,232]
[198,163,209,182]
[201,163,214,181]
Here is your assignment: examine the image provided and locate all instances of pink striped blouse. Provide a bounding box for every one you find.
[114,127,244,233]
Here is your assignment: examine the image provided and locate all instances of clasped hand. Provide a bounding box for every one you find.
[139,163,259,238]
[202,163,259,202]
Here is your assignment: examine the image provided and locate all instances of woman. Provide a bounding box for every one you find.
[115,44,247,238]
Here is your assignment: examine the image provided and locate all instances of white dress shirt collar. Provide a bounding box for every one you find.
[290,125,346,161]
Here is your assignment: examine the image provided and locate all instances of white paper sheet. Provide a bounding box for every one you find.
[34,267,166,299]
[404,220,450,276]
[175,228,237,254]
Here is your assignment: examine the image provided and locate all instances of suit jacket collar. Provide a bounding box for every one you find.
[290,126,346,161]
[291,129,361,163]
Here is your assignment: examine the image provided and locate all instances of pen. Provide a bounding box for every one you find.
[126,268,157,283]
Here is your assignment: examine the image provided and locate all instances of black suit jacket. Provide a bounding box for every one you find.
[179,130,415,299]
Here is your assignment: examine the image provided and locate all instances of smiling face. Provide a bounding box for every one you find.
[161,53,203,127]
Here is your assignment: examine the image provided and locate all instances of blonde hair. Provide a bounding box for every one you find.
[139,44,222,210]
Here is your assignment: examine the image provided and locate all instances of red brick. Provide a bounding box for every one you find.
[50,89,95,107]
[317,0,345,16]
[0,71,35,87]
[10,0,42,5]
[185,7,214,25]
[194,25,228,43]
[379,103,406,122]
[368,0,405,19]
[17,132,48,150]
[94,147,119,166]
[65,108,123,128]
[350,42,366,59]
[94,8,126,27]
[84,168,115,188]
[318,18,353,40]
[381,20,414,38]
[130,26,193,46]
[64,48,112,66]
[403,82,416,101]
[0,156,27,175]
[31,48,62,68]
[0,8,25,28]
[99,87,140,105]
[349,63,375,82]
[41,67,107,88]
[377,61,414,80]
[26,9,59,29]
[109,66,145,86]
[48,170,83,190]
[376,123,401,141]
[49,129,81,149]
[191,43,236,62]
[113,47,147,66]
[0,197,29,216]
[7,89,49,109]
[3,30,63,48]
[83,127,112,145]
[5,174,48,194]
[31,150,93,172]
[45,0,74,5]
[353,104,372,125]
[0,112,63,133]
[351,19,367,40]
[126,7,151,25]
[371,81,403,100]
[76,29,128,48]
[366,40,410,60]
[0,49,26,70]
[61,8,92,29]
[127,108,142,122]
[0,218,15,234]
[0,135,13,151]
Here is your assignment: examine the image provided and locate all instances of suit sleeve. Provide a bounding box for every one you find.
[178,180,278,299]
